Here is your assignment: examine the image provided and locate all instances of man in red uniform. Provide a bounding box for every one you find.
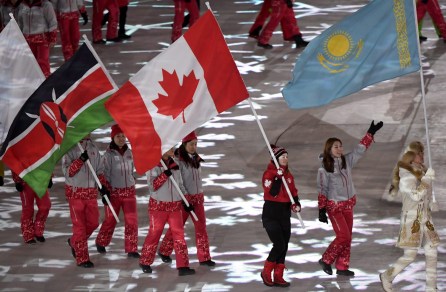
[171,0,199,43]
[252,0,308,49]
[52,0,88,60]
[92,0,119,44]
[62,135,110,267]
[12,172,52,244]
[417,0,446,42]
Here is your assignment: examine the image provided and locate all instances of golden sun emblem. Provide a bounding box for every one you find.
[317,31,363,73]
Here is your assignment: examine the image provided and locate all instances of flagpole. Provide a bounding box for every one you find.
[160,159,199,221]
[411,0,438,208]
[248,98,305,228]
[82,35,119,90]
[77,143,120,222]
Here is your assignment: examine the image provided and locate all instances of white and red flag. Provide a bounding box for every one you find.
[105,10,249,174]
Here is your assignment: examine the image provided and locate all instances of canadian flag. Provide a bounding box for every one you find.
[105,10,249,174]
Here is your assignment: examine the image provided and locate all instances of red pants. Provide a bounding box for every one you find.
[96,196,138,253]
[171,0,199,42]
[322,208,353,270]
[57,13,81,61]
[26,38,50,78]
[68,198,99,265]
[257,0,301,44]
[140,208,189,268]
[159,194,211,262]
[92,0,119,41]
[20,185,51,242]
[417,0,446,39]
[250,0,272,35]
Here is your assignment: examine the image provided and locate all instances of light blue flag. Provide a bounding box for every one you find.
[282,0,420,110]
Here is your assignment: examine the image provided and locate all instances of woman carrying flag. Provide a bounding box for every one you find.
[62,134,110,268]
[139,147,195,276]
[95,124,140,258]
[158,131,215,267]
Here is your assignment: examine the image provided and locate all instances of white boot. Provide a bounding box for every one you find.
[425,243,438,292]
[379,272,393,292]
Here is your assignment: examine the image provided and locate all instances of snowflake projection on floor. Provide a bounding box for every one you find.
[1,1,445,291]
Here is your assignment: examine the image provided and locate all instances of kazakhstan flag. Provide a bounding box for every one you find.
[282,0,420,110]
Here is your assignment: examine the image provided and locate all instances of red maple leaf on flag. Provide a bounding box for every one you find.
[153,69,199,123]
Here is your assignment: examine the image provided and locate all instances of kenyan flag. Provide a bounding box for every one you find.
[0,43,117,196]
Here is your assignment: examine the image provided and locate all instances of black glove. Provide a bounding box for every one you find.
[48,178,53,189]
[99,187,110,205]
[182,201,194,213]
[318,208,328,224]
[79,150,89,162]
[0,176,3,186]
[269,178,282,197]
[422,0,428,3]
[81,12,88,25]
[163,169,172,177]
[15,182,24,192]
[285,0,293,8]
[367,120,383,136]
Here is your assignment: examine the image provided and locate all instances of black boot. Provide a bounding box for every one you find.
[257,42,273,49]
[318,258,332,275]
[294,34,309,48]
[78,261,94,268]
[118,6,131,39]
[35,236,45,242]
[178,267,195,276]
[158,252,172,263]
[249,25,262,39]
[140,264,152,273]
[96,243,106,253]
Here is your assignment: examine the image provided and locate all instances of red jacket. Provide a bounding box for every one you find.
[262,162,298,202]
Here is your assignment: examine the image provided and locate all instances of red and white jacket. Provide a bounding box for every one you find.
[317,133,373,211]
[18,0,57,43]
[62,138,106,200]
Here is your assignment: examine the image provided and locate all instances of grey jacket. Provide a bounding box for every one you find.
[317,142,366,202]
[178,157,203,195]
[102,146,135,190]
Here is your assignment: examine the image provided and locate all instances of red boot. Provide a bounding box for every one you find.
[274,263,290,287]
[260,260,275,286]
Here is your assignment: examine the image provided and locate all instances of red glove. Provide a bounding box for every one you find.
[291,203,300,213]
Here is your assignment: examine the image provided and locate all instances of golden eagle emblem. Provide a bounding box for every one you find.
[318,31,363,73]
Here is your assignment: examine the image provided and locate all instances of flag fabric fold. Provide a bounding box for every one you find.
[282,0,420,110]
[0,43,117,196]
[0,18,45,144]
[105,10,249,174]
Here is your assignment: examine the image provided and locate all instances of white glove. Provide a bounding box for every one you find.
[421,168,435,185]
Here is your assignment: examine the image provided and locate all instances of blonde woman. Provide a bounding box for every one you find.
[380,143,439,292]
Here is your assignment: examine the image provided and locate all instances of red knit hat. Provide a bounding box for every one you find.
[111,124,123,138]
[271,144,287,160]
[182,131,197,143]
